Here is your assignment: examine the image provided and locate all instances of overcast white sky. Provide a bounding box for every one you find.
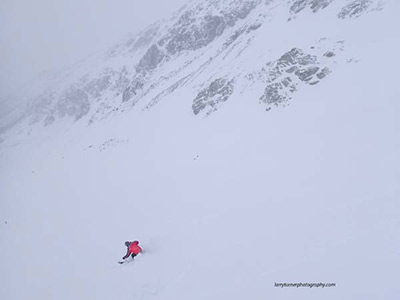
[0,0,191,100]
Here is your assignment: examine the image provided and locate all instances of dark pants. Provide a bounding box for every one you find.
[131,253,137,259]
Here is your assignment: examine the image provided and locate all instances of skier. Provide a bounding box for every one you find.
[122,240,142,261]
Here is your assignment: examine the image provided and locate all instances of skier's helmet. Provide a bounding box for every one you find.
[125,241,130,247]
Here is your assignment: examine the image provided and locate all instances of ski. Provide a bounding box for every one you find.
[118,259,133,264]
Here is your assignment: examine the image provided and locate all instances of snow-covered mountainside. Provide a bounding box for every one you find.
[1,0,400,299]
[0,0,391,136]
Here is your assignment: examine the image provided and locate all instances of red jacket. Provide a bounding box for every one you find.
[123,241,142,259]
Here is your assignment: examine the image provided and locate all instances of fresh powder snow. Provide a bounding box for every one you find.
[1,0,399,299]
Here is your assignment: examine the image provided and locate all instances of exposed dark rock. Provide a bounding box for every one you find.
[137,44,165,72]
[309,0,334,12]
[261,77,297,105]
[122,79,145,102]
[286,66,299,73]
[316,67,330,79]
[112,68,130,95]
[338,0,372,19]
[166,15,226,55]
[295,66,320,81]
[290,0,334,15]
[280,48,317,66]
[193,78,234,115]
[56,86,90,120]
[225,21,262,47]
[290,0,307,14]
[259,47,331,107]
[225,27,247,46]
[324,51,335,57]
[247,23,262,32]
[163,1,258,55]
[83,74,112,99]
[223,1,259,25]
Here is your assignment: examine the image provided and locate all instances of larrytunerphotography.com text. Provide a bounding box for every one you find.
[274,282,336,288]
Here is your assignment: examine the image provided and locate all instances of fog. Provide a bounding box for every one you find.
[0,0,191,104]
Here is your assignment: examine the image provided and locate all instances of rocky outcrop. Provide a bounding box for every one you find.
[122,78,145,102]
[160,1,259,55]
[259,48,333,107]
[165,14,226,55]
[83,73,112,99]
[290,0,335,15]
[56,86,90,120]
[3,0,379,133]
[193,78,234,115]
[137,44,165,73]
[338,0,372,19]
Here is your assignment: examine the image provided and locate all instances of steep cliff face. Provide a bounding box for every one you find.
[0,0,393,138]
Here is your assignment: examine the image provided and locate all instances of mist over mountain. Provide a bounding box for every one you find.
[0,0,391,136]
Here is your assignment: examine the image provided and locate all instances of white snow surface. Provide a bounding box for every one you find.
[1,0,400,299]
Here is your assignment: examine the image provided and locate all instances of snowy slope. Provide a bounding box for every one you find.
[1,0,400,299]
[0,0,393,136]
